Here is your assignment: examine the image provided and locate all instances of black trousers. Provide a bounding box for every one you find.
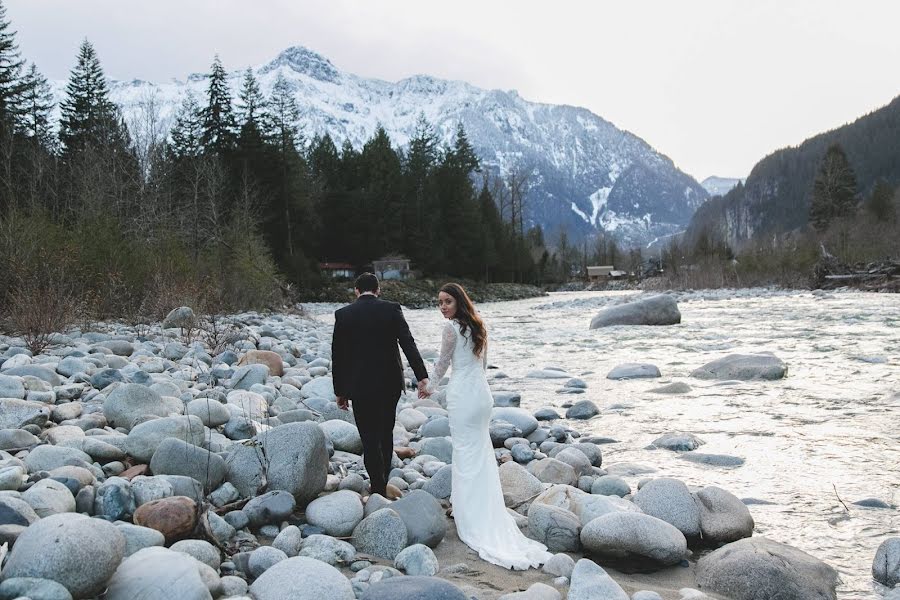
[351,392,400,496]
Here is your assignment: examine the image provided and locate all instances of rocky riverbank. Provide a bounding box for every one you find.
[0,301,892,600]
[297,279,546,308]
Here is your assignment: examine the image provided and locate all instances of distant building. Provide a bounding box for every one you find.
[372,255,413,280]
[587,265,614,281]
[319,262,355,279]
[609,270,628,280]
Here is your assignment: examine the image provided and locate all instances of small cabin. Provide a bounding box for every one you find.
[587,265,614,281]
[372,255,413,281]
[319,262,355,279]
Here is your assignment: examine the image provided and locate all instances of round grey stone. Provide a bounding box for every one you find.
[171,539,221,569]
[633,478,701,538]
[352,508,408,560]
[696,537,840,600]
[580,512,688,566]
[394,543,439,576]
[527,503,581,552]
[2,513,126,598]
[591,475,630,497]
[103,384,172,430]
[390,489,446,547]
[565,400,599,420]
[305,490,364,537]
[104,546,211,600]
[150,437,226,491]
[0,577,74,600]
[250,556,355,600]
[249,545,288,578]
[873,537,900,587]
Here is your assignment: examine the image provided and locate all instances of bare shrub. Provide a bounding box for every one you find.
[1,254,84,355]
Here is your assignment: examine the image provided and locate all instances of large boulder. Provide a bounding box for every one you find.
[301,376,336,401]
[224,421,328,504]
[230,364,270,391]
[390,489,446,547]
[567,559,629,600]
[528,458,577,486]
[360,576,468,600]
[0,398,51,429]
[351,508,408,560]
[491,407,539,436]
[527,503,581,552]
[105,546,211,600]
[499,461,544,509]
[873,538,900,587]
[580,512,688,567]
[565,400,600,420]
[304,490,364,537]
[694,486,754,544]
[21,478,76,518]
[696,537,839,600]
[185,399,231,428]
[250,556,354,600]
[237,350,284,377]
[606,363,661,380]
[162,306,196,330]
[104,383,174,430]
[589,295,681,328]
[0,374,25,399]
[126,415,206,463]
[632,478,701,538]
[149,437,226,491]
[0,513,126,598]
[320,420,363,454]
[691,353,787,381]
[133,496,198,543]
[298,534,356,566]
[23,445,92,472]
[0,577,74,600]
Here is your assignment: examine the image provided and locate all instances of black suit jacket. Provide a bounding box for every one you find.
[332,295,429,402]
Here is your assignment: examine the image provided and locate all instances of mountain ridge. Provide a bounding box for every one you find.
[52,45,709,247]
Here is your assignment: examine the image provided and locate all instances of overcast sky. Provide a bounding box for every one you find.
[7,0,900,180]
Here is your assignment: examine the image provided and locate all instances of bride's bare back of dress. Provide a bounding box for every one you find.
[430,320,551,570]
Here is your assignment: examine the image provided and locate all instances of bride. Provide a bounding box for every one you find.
[424,283,552,570]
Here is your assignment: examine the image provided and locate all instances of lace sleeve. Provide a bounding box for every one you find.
[428,322,456,392]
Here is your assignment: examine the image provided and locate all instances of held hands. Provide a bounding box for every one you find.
[336,396,349,410]
[417,378,431,399]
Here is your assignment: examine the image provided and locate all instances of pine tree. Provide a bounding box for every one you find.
[200,55,237,155]
[360,125,403,258]
[401,114,438,262]
[18,63,55,149]
[58,39,125,156]
[810,144,858,231]
[0,0,25,127]
[169,90,204,159]
[237,67,266,148]
[267,72,302,151]
[866,179,896,222]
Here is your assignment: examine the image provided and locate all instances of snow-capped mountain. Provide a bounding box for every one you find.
[62,46,709,247]
[701,176,743,197]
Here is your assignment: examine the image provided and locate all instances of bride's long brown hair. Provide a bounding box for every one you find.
[441,282,487,357]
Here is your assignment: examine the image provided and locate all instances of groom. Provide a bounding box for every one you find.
[332,273,429,497]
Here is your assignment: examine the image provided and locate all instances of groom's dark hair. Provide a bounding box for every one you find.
[355,272,379,293]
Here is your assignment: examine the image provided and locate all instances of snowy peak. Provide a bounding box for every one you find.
[259,46,340,83]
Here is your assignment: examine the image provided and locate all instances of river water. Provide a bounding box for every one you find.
[389,289,898,599]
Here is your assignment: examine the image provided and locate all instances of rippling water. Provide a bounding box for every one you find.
[393,289,899,599]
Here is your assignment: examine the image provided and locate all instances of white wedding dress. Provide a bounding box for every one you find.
[429,319,552,570]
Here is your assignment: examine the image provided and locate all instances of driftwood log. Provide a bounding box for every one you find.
[813,245,900,291]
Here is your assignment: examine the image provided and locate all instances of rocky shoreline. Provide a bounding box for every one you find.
[0,300,897,600]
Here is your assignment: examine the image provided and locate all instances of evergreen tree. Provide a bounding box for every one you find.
[236,67,266,150]
[0,0,24,127]
[18,63,55,149]
[401,114,438,263]
[360,125,403,258]
[200,55,237,155]
[866,179,896,222]
[169,90,204,159]
[478,182,503,280]
[58,39,127,156]
[809,144,858,231]
[267,72,301,150]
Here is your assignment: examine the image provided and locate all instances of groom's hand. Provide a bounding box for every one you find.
[336,396,349,410]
